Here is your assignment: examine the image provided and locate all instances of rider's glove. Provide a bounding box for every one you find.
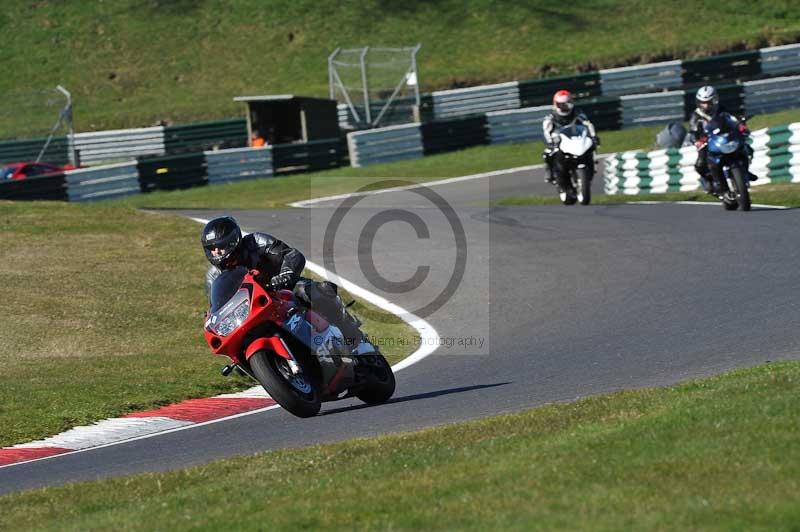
[269,271,296,291]
[695,137,707,149]
[737,123,749,135]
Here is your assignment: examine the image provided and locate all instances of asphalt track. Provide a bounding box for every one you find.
[2,166,799,494]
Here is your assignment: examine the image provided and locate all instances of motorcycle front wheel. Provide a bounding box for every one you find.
[249,350,321,418]
[576,168,592,205]
[731,166,751,211]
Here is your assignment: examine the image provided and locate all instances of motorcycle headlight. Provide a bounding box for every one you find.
[212,290,250,337]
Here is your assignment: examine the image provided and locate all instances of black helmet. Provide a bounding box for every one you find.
[201,216,242,268]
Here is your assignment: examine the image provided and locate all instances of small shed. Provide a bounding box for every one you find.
[233,95,340,146]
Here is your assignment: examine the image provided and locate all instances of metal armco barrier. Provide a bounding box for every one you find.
[486,105,550,144]
[137,152,207,192]
[72,127,165,165]
[0,136,70,165]
[431,82,521,119]
[164,119,248,154]
[0,173,67,201]
[205,147,273,184]
[759,43,800,76]
[600,60,683,96]
[604,122,800,195]
[331,42,797,123]
[580,97,622,131]
[347,124,423,167]
[64,162,141,202]
[621,91,685,128]
[682,50,761,87]
[518,72,602,108]
[743,76,800,115]
[271,138,348,174]
[421,115,488,155]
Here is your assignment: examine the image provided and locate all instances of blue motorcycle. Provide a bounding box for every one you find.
[705,116,753,211]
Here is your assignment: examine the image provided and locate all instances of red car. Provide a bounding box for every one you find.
[0,161,75,181]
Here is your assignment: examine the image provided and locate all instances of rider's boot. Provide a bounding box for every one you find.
[748,171,758,182]
[331,296,366,353]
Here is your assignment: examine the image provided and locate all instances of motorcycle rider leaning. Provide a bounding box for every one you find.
[688,85,756,194]
[201,216,364,349]
[542,89,599,185]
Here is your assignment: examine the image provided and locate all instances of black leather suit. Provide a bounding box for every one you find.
[205,232,362,346]
[688,104,730,184]
[205,232,305,296]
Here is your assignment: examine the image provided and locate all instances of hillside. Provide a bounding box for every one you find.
[2,0,799,137]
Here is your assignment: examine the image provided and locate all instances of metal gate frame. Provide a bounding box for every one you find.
[328,44,421,128]
[36,85,77,165]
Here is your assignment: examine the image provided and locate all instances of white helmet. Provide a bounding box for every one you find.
[552,90,574,117]
[695,85,719,117]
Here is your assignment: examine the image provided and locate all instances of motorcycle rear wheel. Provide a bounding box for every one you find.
[355,352,396,405]
[731,166,751,211]
[250,350,321,418]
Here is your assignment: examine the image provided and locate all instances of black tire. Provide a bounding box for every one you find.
[355,352,396,405]
[249,350,321,418]
[577,168,592,205]
[559,188,577,205]
[731,166,751,211]
[723,199,738,211]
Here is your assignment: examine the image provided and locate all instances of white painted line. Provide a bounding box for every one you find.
[626,200,791,210]
[301,261,438,372]
[288,164,546,208]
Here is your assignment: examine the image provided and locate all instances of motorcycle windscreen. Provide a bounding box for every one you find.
[558,124,593,156]
[559,123,588,137]
[708,134,740,155]
[209,266,248,313]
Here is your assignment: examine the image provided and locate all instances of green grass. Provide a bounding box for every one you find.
[1,360,798,530]
[2,0,800,137]
[0,202,416,448]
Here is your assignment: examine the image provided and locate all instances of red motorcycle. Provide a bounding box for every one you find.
[204,267,396,417]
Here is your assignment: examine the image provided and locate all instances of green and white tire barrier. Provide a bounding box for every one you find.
[604,122,800,195]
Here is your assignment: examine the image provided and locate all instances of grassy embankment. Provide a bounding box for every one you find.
[0,202,416,448]
[2,0,799,137]
[1,360,797,529]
